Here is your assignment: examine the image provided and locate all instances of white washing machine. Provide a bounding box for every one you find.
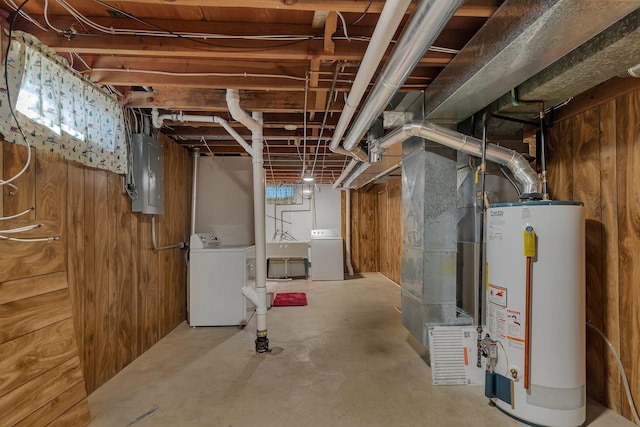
[310,229,344,281]
[188,233,256,326]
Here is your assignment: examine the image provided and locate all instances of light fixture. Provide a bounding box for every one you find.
[284,124,298,131]
[302,176,314,182]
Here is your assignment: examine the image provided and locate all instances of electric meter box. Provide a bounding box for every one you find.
[131,134,164,215]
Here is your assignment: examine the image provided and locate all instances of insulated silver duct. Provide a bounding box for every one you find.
[621,62,640,78]
[371,121,542,197]
[341,0,463,161]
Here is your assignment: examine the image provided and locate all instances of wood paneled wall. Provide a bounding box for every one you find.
[1,133,192,413]
[344,178,402,283]
[547,85,640,421]
[68,134,192,394]
[1,148,91,425]
[376,179,402,284]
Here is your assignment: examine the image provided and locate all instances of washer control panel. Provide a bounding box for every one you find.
[311,229,341,238]
[190,233,220,249]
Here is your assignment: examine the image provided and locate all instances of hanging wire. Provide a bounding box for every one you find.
[264,137,276,182]
[499,165,522,197]
[0,207,34,221]
[311,62,340,180]
[301,73,309,180]
[335,11,351,42]
[87,0,319,51]
[3,0,47,31]
[43,0,64,33]
[81,67,308,81]
[587,322,640,425]
[0,235,59,242]
[122,108,138,200]
[0,223,42,233]
[1,0,33,188]
[350,0,374,26]
[200,136,213,156]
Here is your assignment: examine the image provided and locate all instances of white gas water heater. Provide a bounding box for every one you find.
[484,201,585,427]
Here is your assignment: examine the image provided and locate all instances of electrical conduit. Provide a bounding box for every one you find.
[340,0,464,162]
[332,159,359,190]
[190,148,199,236]
[328,0,411,159]
[345,189,354,276]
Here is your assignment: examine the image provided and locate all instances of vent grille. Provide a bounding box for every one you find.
[429,327,469,385]
[428,326,484,385]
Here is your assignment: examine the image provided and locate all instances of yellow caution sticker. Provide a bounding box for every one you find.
[523,226,536,257]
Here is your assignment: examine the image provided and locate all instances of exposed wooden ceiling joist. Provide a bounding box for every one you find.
[19,22,454,64]
[5,0,505,184]
[125,88,346,112]
[111,1,498,16]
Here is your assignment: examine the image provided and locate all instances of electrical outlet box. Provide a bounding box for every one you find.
[131,134,164,215]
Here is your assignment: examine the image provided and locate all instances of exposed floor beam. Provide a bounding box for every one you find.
[102,1,498,16]
[20,23,453,65]
[166,127,336,138]
[125,88,345,111]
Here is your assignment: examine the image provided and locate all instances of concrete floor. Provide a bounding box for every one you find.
[88,273,634,427]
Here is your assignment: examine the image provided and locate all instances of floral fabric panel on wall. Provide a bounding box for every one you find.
[0,31,127,174]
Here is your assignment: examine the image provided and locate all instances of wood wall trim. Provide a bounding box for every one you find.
[0,356,84,426]
[553,77,640,124]
[0,289,73,344]
[0,318,77,396]
[14,382,88,427]
[0,271,68,305]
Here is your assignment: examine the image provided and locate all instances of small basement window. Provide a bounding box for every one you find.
[266,184,296,204]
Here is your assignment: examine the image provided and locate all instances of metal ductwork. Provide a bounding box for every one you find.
[339,0,463,163]
[423,0,640,123]
[623,63,640,78]
[370,121,541,198]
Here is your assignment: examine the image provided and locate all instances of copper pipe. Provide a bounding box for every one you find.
[524,255,533,390]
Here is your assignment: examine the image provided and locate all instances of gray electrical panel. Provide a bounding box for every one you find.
[131,134,164,215]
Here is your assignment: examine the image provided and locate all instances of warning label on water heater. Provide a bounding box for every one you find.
[507,309,522,338]
[487,285,508,339]
[488,215,505,241]
[507,309,524,349]
[487,303,507,339]
[488,284,507,307]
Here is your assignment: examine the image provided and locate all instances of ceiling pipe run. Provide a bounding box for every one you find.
[226,89,270,354]
[332,159,360,189]
[328,0,412,160]
[151,109,253,155]
[339,0,463,164]
[190,148,199,236]
[370,121,541,198]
